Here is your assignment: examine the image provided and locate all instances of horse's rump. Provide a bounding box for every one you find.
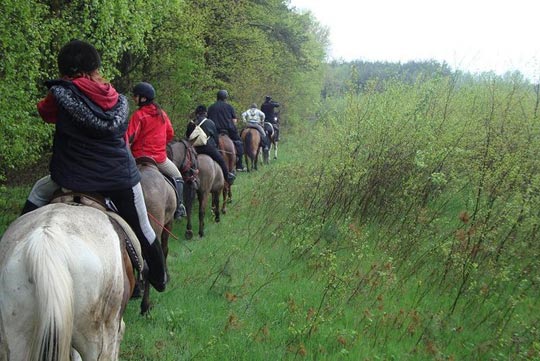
[0,204,126,360]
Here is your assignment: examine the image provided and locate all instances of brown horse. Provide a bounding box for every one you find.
[195,154,225,237]
[218,133,236,213]
[167,139,199,239]
[137,158,176,314]
[241,127,264,171]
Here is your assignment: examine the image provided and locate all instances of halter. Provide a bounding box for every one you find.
[167,139,199,184]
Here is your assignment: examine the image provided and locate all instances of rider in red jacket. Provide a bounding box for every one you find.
[126,82,186,219]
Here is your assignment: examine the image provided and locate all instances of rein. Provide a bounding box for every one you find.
[147,211,192,252]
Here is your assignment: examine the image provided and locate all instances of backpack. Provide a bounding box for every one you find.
[189,118,208,146]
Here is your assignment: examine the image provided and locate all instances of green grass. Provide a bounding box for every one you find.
[2,122,539,360]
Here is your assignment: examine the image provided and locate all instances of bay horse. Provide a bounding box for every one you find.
[0,203,135,360]
[241,127,265,171]
[137,158,176,314]
[167,139,199,240]
[218,133,236,213]
[196,154,225,237]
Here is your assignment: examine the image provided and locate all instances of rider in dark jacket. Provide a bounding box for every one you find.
[20,40,167,292]
[207,90,245,171]
[186,105,236,185]
[260,95,280,141]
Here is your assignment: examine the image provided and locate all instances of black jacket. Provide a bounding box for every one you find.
[48,80,140,192]
[261,100,280,123]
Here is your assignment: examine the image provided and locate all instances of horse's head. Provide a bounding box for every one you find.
[167,139,199,186]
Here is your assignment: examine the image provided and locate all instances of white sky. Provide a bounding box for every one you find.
[289,0,540,81]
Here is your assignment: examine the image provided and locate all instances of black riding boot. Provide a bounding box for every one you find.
[141,239,167,292]
[173,177,187,219]
[21,200,39,215]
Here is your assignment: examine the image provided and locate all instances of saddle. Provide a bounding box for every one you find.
[49,191,144,277]
[135,156,178,195]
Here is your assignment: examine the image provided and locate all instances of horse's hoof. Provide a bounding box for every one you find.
[140,302,153,316]
[185,230,194,240]
[274,156,277,160]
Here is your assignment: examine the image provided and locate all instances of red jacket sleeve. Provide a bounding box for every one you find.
[165,114,174,143]
[37,93,58,124]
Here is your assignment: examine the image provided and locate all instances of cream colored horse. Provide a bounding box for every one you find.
[0,203,131,361]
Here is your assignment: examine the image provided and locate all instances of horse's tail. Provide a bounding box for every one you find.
[245,131,253,159]
[26,227,73,361]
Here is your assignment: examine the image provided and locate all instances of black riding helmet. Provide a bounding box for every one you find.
[217,89,228,100]
[133,82,156,106]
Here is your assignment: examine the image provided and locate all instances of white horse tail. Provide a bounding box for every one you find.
[25,227,74,361]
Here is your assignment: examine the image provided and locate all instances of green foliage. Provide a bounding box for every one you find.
[0,0,328,180]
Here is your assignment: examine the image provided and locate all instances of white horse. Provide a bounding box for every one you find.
[0,203,134,361]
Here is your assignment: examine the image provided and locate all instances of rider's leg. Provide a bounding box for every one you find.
[21,175,60,215]
[229,130,245,170]
[105,184,167,292]
[254,124,269,150]
[202,145,235,185]
[157,158,186,219]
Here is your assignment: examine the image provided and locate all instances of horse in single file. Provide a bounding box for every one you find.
[218,133,236,213]
[241,127,263,171]
[195,154,224,237]
[264,121,279,162]
[0,203,136,360]
[136,158,176,314]
[167,139,199,240]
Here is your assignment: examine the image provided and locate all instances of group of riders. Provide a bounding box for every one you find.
[17,39,281,294]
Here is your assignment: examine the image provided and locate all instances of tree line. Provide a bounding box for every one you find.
[0,0,328,180]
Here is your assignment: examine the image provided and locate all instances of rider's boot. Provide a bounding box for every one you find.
[227,172,236,185]
[173,177,187,219]
[141,238,167,292]
[21,200,39,215]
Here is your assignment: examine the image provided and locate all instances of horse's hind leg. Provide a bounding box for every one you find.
[274,142,278,160]
[213,192,221,223]
[198,193,208,238]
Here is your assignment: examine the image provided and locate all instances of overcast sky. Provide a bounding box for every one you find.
[289,0,540,81]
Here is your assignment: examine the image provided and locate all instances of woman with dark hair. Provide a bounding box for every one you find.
[20,40,167,292]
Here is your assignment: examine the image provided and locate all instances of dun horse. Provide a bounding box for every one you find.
[0,203,135,360]
[241,127,266,171]
[167,139,199,239]
[137,159,176,314]
[218,133,236,213]
[196,154,225,237]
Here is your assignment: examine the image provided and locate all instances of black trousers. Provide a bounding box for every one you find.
[194,144,229,177]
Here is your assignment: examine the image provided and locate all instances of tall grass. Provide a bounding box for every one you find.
[1,73,539,360]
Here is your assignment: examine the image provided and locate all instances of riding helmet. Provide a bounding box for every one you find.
[265,95,272,101]
[58,40,101,77]
[195,105,207,114]
[217,89,228,100]
[133,82,156,100]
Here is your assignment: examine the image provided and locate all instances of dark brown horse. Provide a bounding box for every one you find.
[241,127,264,171]
[195,154,224,237]
[137,158,176,314]
[167,139,199,240]
[218,133,236,213]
